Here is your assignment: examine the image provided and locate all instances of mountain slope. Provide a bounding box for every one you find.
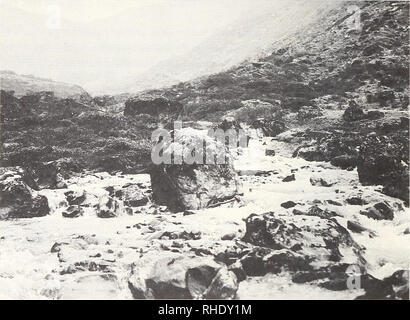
[0,70,90,99]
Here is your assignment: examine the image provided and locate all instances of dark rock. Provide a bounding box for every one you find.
[242,213,361,266]
[346,197,369,206]
[124,95,182,117]
[282,174,295,182]
[281,201,297,209]
[62,205,84,218]
[326,200,342,206]
[310,175,337,187]
[330,155,357,170]
[343,103,365,121]
[251,118,286,137]
[64,190,86,205]
[360,202,394,220]
[265,149,276,156]
[383,270,409,300]
[221,233,236,241]
[0,167,50,219]
[347,221,368,233]
[97,195,119,218]
[297,106,323,121]
[357,135,409,204]
[31,158,79,189]
[366,110,385,120]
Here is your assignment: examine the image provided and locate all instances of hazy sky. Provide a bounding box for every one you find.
[0,0,278,91]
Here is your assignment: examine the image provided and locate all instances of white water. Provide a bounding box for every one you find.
[0,134,409,299]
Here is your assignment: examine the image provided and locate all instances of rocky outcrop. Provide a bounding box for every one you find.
[357,135,409,204]
[0,167,50,219]
[124,95,182,117]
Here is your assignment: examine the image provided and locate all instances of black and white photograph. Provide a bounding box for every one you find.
[0,0,409,303]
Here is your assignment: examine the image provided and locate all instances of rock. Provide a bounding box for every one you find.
[360,202,394,220]
[0,167,50,219]
[121,184,149,207]
[128,273,154,299]
[383,270,409,300]
[281,201,297,209]
[293,205,340,220]
[62,205,84,218]
[330,155,357,170]
[265,149,276,156]
[251,118,286,137]
[282,174,295,182]
[346,197,369,206]
[203,267,238,299]
[226,99,281,123]
[124,95,182,117]
[227,261,246,282]
[326,200,342,206]
[31,158,79,189]
[343,103,366,121]
[133,254,225,299]
[150,128,240,212]
[366,110,385,120]
[357,135,409,204]
[221,233,236,241]
[297,106,323,121]
[356,274,395,300]
[97,195,119,218]
[242,213,361,266]
[347,220,368,233]
[310,175,337,187]
[59,274,122,299]
[64,190,86,205]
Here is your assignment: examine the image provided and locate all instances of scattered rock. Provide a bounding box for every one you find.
[64,190,86,205]
[346,197,369,206]
[282,174,295,182]
[343,103,365,121]
[360,202,394,220]
[265,149,275,156]
[0,167,50,219]
[62,205,84,218]
[281,201,297,209]
[97,195,119,218]
[310,175,337,187]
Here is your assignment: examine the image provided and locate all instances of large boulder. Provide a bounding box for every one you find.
[242,213,363,270]
[128,253,238,299]
[150,128,240,212]
[357,135,409,204]
[0,167,50,219]
[32,158,80,189]
[343,103,366,121]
